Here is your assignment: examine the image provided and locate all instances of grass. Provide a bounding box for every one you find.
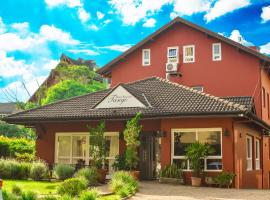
[3,179,61,195]
[101,195,121,200]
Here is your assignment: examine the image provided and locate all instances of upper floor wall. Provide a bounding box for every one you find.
[109,23,262,118]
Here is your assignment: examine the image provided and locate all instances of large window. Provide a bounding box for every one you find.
[55,132,119,173]
[167,47,179,63]
[142,49,150,66]
[183,45,195,63]
[212,43,221,61]
[246,135,253,171]
[255,139,260,170]
[171,128,222,171]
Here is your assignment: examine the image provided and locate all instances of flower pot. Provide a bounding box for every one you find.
[191,177,202,187]
[129,170,140,180]
[98,169,107,184]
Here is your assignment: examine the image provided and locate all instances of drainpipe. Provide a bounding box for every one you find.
[0,179,3,200]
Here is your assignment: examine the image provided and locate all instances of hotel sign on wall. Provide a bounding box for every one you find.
[95,86,145,108]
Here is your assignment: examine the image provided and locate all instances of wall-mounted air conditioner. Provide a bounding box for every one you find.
[166,62,178,72]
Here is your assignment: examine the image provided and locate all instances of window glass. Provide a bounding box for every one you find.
[246,136,253,170]
[72,136,86,157]
[183,46,195,63]
[174,131,196,156]
[213,43,221,61]
[198,131,221,156]
[167,47,178,63]
[255,139,260,170]
[192,86,203,92]
[58,136,71,157]
[142,49,150,65]
[206,159,222,170]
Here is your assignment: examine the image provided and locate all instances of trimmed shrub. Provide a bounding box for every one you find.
[75,167,99,186]
[21,191,37,200]
[79,189,100,200]
[109,171,138,198]
[15,152,35,162]
[57,177,88,197]
[54,164,75,180]
[0,159,30,179]
[30,160,49,180]
[11,184,22,196]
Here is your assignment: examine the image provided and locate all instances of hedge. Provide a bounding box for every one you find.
[0,136,35,158]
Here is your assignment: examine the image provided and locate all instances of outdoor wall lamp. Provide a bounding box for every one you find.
[224,129,230,137]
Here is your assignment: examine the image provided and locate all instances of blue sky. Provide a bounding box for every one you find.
[0,0,270,102]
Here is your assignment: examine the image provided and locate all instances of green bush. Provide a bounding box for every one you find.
[59,195,73,200]
[54,164,75,180]
[2,190,17,200]
[75,167,99,186]
[15,152,35,162]
[159,164,183,179]
[109,171,138,198]
[0,136,35,158]
[11,184,22,196]
[214,172,235,188]
[21,191,37,200]
[0,159,30,179]
[57,177,88,197]
[30,160,49,180]
[79,189,100,200]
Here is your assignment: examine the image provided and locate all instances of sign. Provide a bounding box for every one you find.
[96,86,145,108]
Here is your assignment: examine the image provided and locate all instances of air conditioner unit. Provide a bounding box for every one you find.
[166,62,178,72]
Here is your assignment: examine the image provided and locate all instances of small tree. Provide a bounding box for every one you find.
[88,121,106,169]
[123,112,142,170]
[185,142,214,177]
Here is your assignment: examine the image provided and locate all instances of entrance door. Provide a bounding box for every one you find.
[139,133,158,180]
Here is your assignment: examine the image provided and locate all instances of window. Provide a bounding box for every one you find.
[142,49,150,66]
[192,86,204,92]
[246,135,253,171]
[255,139,260,170]
[167,47,179,63]
[171,128,222,171]
[55,132,119,174]
[183,45,195,63]
[262,87,266,108]
[212,43,221,61]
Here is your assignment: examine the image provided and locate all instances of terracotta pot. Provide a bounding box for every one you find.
[97,169,107,184]
[191,177,202,187]
[129,170,140,180]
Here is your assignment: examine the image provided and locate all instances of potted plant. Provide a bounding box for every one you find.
[185,142,214,186]
[214,172,235,188]
[123,112,142,180]
[88,121,107,183]
[159,164,184,184]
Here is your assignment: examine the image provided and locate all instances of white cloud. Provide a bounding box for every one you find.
[40,25,80,45]
[261,5,270,23]
[170,12,178,19]
[97,11,105,20]
[260,42,270,54]
[0,17,6,34]
[44,0,82,8]
[99,44,132,52]
[67,49,100,55]
[229,30,253,46]
[109,0,171,25]
[204,0,250,22]
[89,24,99,31]
[173,0,211,16]
[43,59,59,70]
[143,18,156,27]
[78,7,90,23]
[103,19,112,25]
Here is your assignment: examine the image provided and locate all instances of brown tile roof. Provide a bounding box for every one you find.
[97,17,270,76]
[4,77,252,124]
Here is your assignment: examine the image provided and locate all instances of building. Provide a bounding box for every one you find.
[4,17,270,189]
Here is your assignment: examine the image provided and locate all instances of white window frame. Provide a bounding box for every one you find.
[167,46,179,63]
[171,128,222,172]
[212,43,222,61]
[55,132,119,173]
[255,139,260,170]
[246,135,253,171]
[183,45,195,63]
[192,86,204,92]
[142,49,151,66]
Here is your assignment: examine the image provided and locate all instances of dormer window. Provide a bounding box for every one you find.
[167,47,179,63]
[192,86,204,92]
[212,43,221,61]
[142,49,150,66]
[183,45,195,63]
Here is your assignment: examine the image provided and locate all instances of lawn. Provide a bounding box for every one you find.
[3,179,61,195]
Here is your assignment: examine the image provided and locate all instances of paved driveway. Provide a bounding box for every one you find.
[131,181,270,200]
